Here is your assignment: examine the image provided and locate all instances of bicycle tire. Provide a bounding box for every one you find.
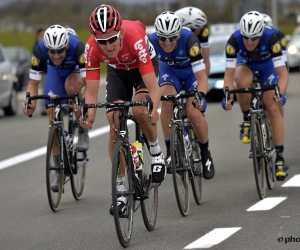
[170,123,190,216]
[46,125,64,212]
[139,136,158,231]
[188,126,203,205]
[251,114,266,199]
[111,139,134,248]
[264,116,275,190]
[70,123,87,200]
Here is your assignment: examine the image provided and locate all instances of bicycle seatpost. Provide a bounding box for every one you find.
[25,92,32,118]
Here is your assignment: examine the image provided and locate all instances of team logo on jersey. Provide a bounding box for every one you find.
[31,56,39,67]
[78,54,85,64]
[189,43,200,57]
[272,43,281,53]
[202,28,209,37]
[226,44,235,55]
[281,37,287,47]
[134,39,148,63]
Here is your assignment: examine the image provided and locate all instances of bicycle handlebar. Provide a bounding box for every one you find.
[81,95,154,123]
[224,83,281,106]
[161,88,202,108]
[25,92,80,117]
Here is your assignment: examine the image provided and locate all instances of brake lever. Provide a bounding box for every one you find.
[25,92,32,118]
[225,86,229,106]
[74,92,79,112]
[193,88,202,109]
[145,95,155,125]
[80,98,87,123]
[274,82,281,101]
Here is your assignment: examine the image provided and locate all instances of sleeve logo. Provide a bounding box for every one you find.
[189,43,200,57]
[79,54,85,64]
[272,43,281,53]
[226,44,235,55]
[281,38,287,47]
[31,56,39,67]
[202,28,209,37]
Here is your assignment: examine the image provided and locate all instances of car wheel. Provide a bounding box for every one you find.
[3,87,18,116]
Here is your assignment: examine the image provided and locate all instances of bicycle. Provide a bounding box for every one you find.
[25,92,88,212]
[81,95,158,248]
[224,81,281,199]
[161,89,202,217]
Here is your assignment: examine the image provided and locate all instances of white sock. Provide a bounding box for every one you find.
[149,138,161,155]
[116,177,127,192]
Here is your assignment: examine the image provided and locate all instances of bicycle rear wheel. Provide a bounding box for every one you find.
[111,139,134,248]
[170,123,190,216]
[264,117,275,190]
[70,123,87,200]
[251,114,266,199]
[46,125,64,212]
[140,137,158,231]
[188,126,203,205]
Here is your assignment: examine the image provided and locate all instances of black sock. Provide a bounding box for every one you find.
[165,140,170,156]
[199,140,209,152]
[242,110,250,122]
[275,145,284,162]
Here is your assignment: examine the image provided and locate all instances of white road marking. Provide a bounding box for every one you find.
[0,124,114,171]
[183,227,242,249]
[246,197,287,211]
[282,174,300,187]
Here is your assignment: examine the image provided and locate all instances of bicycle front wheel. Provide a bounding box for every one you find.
[170,123,190,217]
[140,137,158,231]
[264,117,275,190]
[188,126,203,205]
[111,139,134,248]
[251,114,266,199]
[70,123,87,200]
[46,125,64,212]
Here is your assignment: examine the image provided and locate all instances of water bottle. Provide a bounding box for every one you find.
[64,130,71,149]
[132,145,141,172]
[132,141,143,171]
[183,130,192,156]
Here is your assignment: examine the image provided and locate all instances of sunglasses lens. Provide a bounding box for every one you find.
[243,35,259,41]
[49,48,65,54]
[157,35,177,42]
[96,32,119,45]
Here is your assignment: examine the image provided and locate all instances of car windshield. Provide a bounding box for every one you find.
[4,48,19,62]
[210,40,226,55]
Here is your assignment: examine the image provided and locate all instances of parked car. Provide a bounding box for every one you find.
[0,43,19,116]
[287,25,300,71]
[207,34,230,96]
[4,46,31,91]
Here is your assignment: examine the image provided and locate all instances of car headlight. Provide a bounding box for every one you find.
[287,45,299,55]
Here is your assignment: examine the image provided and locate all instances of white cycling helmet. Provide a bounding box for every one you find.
[239,11,265,38]
[154,11,182,35]
[262,13,273,28]
[43,24,69,50]
[175,6,207,29]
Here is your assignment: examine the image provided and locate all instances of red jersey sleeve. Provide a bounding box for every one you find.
[85,35,103,80]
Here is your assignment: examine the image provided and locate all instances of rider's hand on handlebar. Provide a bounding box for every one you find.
[149,109,159,123]
[221,98,234,111]
[80,110,95,130]
[273,93,286,106]
[192,98,207,112]
[22,102,35,116]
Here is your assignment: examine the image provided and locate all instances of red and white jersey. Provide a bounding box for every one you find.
[85,20,156,80]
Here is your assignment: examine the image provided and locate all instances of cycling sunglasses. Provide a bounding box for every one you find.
[156,34,178,42]
[95,31,120,45]
[242,35,260,41]
[48,48,66,55]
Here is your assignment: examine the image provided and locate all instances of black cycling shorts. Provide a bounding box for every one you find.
[106,57,159,113]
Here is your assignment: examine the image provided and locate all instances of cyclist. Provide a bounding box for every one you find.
[148,11,215,180]
[174,6,210,76]
[221,11,289,180]
[81,5,166,215]
[22,24,90,190]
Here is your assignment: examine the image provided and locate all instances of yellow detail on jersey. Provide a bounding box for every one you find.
[79,54,85,64]
[31,56,39,67]
[272,43,281,53]
[226,45,235,55]
[189,45,200,57]
[281,38,287,47]
[202,28,209,37]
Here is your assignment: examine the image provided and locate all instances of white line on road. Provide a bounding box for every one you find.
[246,197,287,211]
[282,174,300,187]
[0,124,116,171]
[183,227,242,249]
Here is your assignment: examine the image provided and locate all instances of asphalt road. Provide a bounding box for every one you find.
[1,72,300,250]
